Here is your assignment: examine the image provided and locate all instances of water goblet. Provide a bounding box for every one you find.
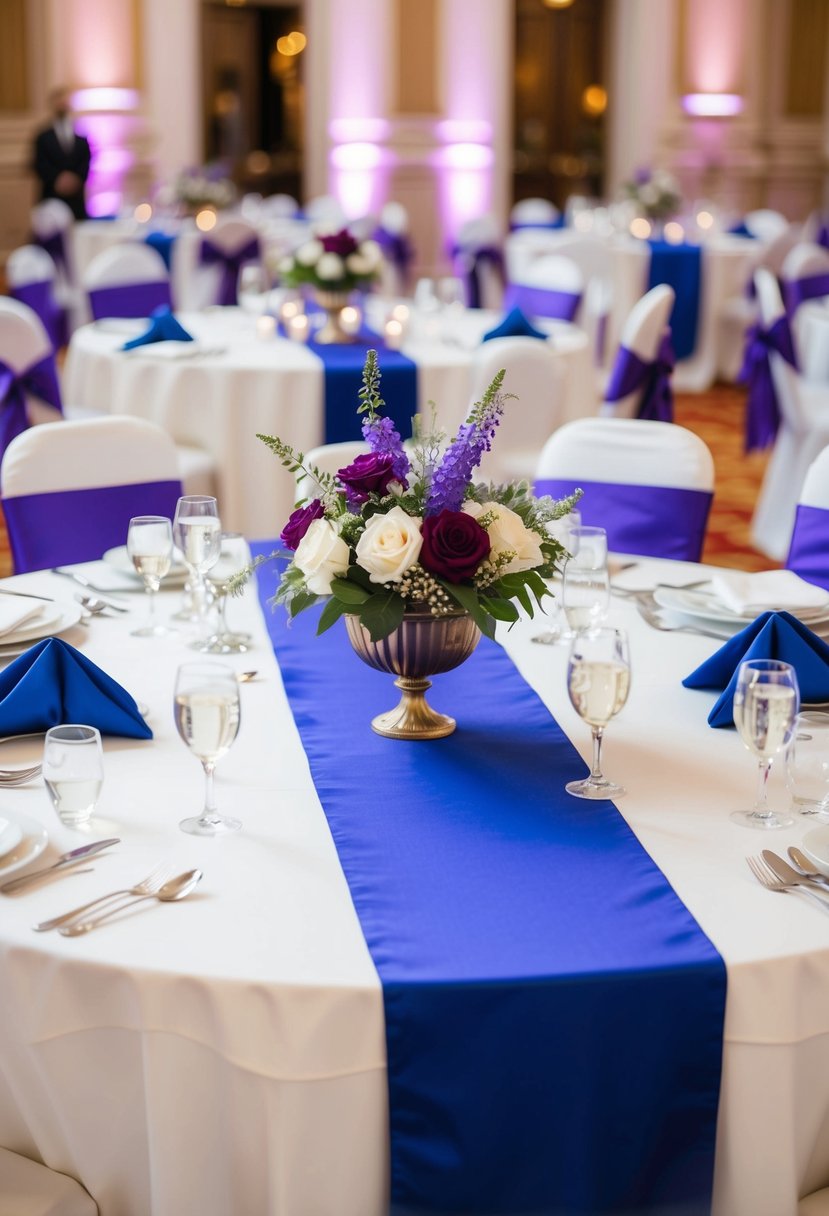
[43,725,104,829]
[127,515,174,637]
[565,627,631,800]
[173,495,221,640]
[786,712,829,816]
[533,508,582,645]
[198,533,253,655]
[174,661,241,836]
[731,659,799,830]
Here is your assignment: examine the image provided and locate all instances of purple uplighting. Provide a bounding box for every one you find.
[682,93,743,117]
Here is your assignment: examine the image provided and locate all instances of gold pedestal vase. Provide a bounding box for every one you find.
[313,289,353,344]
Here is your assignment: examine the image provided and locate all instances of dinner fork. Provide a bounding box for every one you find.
[0,763,42,786]
[635,601,726,641]
[32,862,174,932]
[746,855,829,912]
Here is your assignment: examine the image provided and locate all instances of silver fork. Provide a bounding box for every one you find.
[32,862,173,932]
[635,601,726,641]
[0,764,42,786]
[746,855,829,913]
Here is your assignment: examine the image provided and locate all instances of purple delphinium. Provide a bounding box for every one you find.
[425,387,504,516]
[361,414,410,485]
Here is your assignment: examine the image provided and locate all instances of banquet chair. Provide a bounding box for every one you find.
[510,198,560,229]
[195,217,261,308]
[304,194,347,227]
[744,209,789,241]
[297,441,370,503]
[466,336,568,483]
[784,443,829,591]
[0,1148,97,1216]
[260,193,300,220]
[781,242,829,356]
[452,215,504,310]
[600,284,675,420]
[0,297,63,452]
[82,244,171,321]
[534,417,714,561]
[0,416,184,573]
[750,268,829,559]
[6,244,66,350]
[376,201,413,296]
[503,254,584,323]
[30,199,83,331]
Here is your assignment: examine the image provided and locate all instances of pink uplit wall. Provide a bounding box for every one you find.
[683,0,747,93]
[48,0,136,89]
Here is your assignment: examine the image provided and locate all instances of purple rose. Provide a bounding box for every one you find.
[280,499,324,550]
[420,509,490,583]
[320,229,359,258]
[337,452,398,501]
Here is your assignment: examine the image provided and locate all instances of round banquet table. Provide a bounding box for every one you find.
[62,307,595,537]
[1,557,829,1215]
[797,299,829,383]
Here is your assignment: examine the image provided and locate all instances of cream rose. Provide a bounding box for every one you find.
[355,505,422,584]
[463,501,543,576]
[316,252,345,281]
[295,239,324,266]
[293,519,349,595]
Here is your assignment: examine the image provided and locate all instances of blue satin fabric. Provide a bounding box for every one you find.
[647,241,701,360]
[254,546,726,1215]
[143,230,177,271]
[308,335,417,443]
[482,306,547,342]
[787,505,829,591]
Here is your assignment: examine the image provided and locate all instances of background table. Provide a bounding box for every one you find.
[62,307,594,537]
[0,558,828,1214]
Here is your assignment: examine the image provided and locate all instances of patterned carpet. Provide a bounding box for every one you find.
[0,381,772,577]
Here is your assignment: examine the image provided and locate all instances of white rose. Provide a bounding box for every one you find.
[278,256,295,275]
[316,252,345,281]
[358,239,383,269]
[293,519,350,595]
[355,505,422,584]
[346,252,373,276]
[639,183,659,206]
[464,501,543,576]
[295,239,324,266]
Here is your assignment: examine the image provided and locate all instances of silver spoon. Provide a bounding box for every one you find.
[59,869,203,936]
[75,593,129,615]
[787,847,829,885]
[237,670,259,683]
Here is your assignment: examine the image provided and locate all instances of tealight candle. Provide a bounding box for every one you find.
[696,210,714,231]
[256,314,276,339]
[390,303,410,325]
[663,221,685,245]
[195,208,217,232]
[134,202,152,224]
[340,305,361,336]
[629,217,652,240]
[384,319,404,350]
[279,299,300,325]
[288,314,310,343]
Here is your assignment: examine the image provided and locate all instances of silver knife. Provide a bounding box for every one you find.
[0,838,120,894]
[762,850,829,901]
[51,568,130,604]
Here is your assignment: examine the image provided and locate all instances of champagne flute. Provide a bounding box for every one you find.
[127,515,174,637]
[562,526,610,635]
[731,659,799,830]
[173,495,221,640]
[566,628,631,800]
[174,661,241,836]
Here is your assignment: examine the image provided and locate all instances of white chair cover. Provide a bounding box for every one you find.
[744,209,789,241]
[0,1148,97,1216]
[304,195,347,227]
[781,242,829,355]
[513,254,583,296]
[6,245,57,289]
[82,244,171,320]
[600,284,675,418]
[454,215,504,311]
[510,198,560,227]
[298,441,371,503]
[190,216,261,310]
[263,193,300,219]
[0,298,61,429]
[29,199,83,327]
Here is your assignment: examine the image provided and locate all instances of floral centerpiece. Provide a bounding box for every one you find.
[278,227,383,295]
[174,164,236,213]
[233,351,581,738]
[622,167,682,222]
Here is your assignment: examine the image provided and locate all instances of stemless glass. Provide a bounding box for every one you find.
[237,264,270,315]
[173,496,221,639]
[174,661,241,836]
[731,659,800,830]
[127,515,174,637]
[566,627,631,799]
[43,725,104,829]
[786,712,829,815]
[562,526,610,635]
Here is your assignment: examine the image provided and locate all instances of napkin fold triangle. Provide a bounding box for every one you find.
[122,305,193,350]
[0,638,151,739]
[482,306,547,343]
[683,611,829,727]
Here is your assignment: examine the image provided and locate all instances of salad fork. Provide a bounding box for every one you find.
[746,855,829,912]
[33,862,173,932]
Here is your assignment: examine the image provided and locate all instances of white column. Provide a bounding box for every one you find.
[141,0,200,185]
[606,0,676,194]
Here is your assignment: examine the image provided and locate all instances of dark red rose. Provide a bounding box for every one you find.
[420,509,491,583]
[337,452,397,500]
[320,229,359,258]
[280,499,324,550]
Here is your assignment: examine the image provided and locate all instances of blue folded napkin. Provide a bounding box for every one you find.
[122,306,193,351]
[0,638,151,739]
[482,306,547,343]
[683,611,829,727]
[143,230,177,271]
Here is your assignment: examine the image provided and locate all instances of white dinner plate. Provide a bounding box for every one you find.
[0,600,64,646]
[653,585,829,629]
[801,824,829,878]
[0,603,84,659]
[0,810,48,878]
[103,546,188,588]
[0,815,23,859]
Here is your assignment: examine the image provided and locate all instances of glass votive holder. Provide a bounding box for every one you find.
[278,296,302,326]
[339,305,362,336]
[786,712,829,815]
[288,314,310,343]
[256,314,276,340]
[43,725,104,829]
[384,318,404,350]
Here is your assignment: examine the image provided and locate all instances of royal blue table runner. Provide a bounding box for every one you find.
[254,548,726,1215]
[308,332,417,443]
[647,241,702,360]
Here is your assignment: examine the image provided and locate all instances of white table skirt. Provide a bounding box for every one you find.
[2,558,829,1215]
[61,308,594,538]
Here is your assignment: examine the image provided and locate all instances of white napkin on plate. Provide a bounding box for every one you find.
[710,570,829,615]
[0,598,44,638]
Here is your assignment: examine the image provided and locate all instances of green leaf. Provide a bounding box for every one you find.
[480,595,520,623]
[442,581,496,640]
[358,592,406,642]
[317,597,347,635]
[329,576,371,605]
[494,574,533,616]
[289,590,318,617]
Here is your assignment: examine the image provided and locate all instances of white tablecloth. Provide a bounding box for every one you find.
[61,308,594,537]
[1,559,829,1214]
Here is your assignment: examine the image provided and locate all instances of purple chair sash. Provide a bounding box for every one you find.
[502,282,582,322]
[535,478,713,561]
[373,226,414,282]
[199,236,261,306]
[88,281,172,322]
[10,282,66,350]
[785,504,829,592]
[783,272,829,317]
[738,314,797,452]
[3,480,182,574]
[450,244,504,309]
[34,231,68,276]
[817,223,829,252]
[0,354,63,465]
[605,331,675,423]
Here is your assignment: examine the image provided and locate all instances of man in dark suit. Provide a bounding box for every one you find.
[32,86,91,220]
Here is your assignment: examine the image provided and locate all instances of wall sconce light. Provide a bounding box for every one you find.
[682,93,743,117]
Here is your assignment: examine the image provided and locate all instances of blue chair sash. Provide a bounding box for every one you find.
[605,331,675,422]
[3,480,182,574]
[199,236,261,306]
[535,477,712,561]
[737,314,797,452]
[10,282,66,351]
[502,282,582,322]
[785,504,829,592]
[88,281,172,322]
[783,272,829,317]
[450,243,504,309]
[0,354,63,466]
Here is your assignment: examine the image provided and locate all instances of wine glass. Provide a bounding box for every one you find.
[533,508,582,645]
[566,628,631,800]
[198,533,253,655]
[731,659,800,830]
[127,515,174,637]
[174,661,241,836]
[562,526,610,635]
[173,496,221,640]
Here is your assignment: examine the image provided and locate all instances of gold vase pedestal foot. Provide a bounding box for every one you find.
[313,290,354,345]
[371,676,457,740]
